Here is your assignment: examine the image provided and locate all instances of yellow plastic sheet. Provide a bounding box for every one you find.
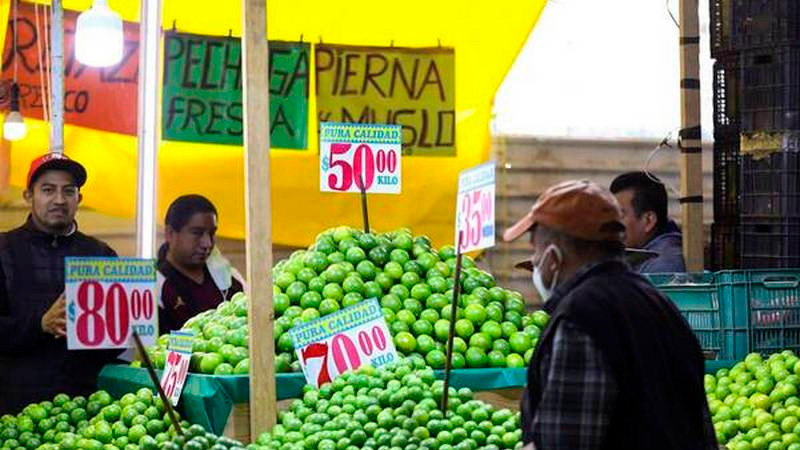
[4,0,546,247]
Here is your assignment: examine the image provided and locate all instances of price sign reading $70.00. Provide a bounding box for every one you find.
[319,122,402,194]
[66,257,158,350]
[289,298,398,387]
[455,162,496,253]
[160,331,194,406]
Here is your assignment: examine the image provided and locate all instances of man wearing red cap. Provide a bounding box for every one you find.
[505,180,716,449]
[0,153,119,414]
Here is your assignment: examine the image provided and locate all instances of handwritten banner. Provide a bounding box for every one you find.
[0,3,139,135]
[162,32,309,149]
[316,45,455,157]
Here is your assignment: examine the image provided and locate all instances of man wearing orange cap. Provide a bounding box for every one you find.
[505,180,716,449]
[0,153,119,414]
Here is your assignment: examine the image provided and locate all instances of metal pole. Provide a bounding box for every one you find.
[678,0,704,271]
[136,0,162,258]
[49,0,63,153]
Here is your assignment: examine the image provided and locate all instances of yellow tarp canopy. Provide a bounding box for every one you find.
[4,0,546,248]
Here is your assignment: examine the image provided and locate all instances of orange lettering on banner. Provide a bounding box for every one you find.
[0,3,139,135]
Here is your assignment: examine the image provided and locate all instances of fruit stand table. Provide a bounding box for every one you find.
[98,365,528,437]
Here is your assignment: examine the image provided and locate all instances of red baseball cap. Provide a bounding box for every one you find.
[503,179,625,243]
[27,153,87,188]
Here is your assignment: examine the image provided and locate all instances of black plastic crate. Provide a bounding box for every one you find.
[713,56,740,133]
[710,0,735,56]
[740,46,800,132]
[733,0,800,50]
[712,221,740,270]
[740,218,800,268]
[714,130,741,222]
[740,132,800,218]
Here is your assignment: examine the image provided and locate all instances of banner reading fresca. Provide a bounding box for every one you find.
[316,45,455,157]
[162,32,309,149]
[0,3,139,135]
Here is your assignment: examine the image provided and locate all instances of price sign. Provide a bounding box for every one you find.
[66,258,158,350]
[289,298,398,387]
[455,162,496,253]
[319,122,402,194]
[160,331,194,406]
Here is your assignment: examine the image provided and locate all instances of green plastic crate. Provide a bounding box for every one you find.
[717,269,800,357]
[646,272,748,361]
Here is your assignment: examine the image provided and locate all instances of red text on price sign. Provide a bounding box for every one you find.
[65,258,158,350]
[320,122,402,194]
[160,330,194,406]
[455,162,496,253]
[289,298,397,387]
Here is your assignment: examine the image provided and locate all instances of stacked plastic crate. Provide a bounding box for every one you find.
[711,0,800,269]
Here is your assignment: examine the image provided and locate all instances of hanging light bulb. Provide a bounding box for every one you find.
[75,0,123,67]
[4,83,27,141]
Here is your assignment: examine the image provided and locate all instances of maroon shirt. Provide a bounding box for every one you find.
[157,259,243,334]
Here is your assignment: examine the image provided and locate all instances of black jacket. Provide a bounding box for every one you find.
[523,260,716,449]
[0,217,120,414]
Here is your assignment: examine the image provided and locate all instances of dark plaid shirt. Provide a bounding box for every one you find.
[529,319,617,449]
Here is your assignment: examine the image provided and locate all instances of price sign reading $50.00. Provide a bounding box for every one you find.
[289,298,398,388]
[160,330,194,406]
[66,257,158,350]
[319,122,402,194]
[455,162,496,253]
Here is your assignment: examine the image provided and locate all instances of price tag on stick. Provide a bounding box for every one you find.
[320,122,402,194]
[455,162,496,253]
[289,298,398,388]
[66,257,158,350]
[160,331,194,406]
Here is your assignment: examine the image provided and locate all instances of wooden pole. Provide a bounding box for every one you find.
[242,0,276,436]
[678,0,704,272]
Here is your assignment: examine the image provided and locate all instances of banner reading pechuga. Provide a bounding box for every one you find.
[316,44,455,156]
[162,32,309,149]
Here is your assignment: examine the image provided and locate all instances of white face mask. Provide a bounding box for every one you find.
[531,244,562,302]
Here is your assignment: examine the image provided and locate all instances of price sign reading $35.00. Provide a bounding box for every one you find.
[289,298,398,388]
[319,122,402,194]
[455,162,496,253]
[66,257,158,350]
[160,330,194,406]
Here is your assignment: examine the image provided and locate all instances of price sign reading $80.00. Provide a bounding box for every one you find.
[66,257,158,350]
[455,162,496,253]
[289,298,398,388]
[319,122,402,194]
[160,330,194,406]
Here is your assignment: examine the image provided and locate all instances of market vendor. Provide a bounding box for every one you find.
[504,180,716,449]
[0,153,120,415]
[157,194,244,334]
[610,171,686,273]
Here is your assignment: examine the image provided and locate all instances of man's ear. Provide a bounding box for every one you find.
[23,188,33,204]
[643,211,659,234]
[77,192,83,205]
[165,225,176,242]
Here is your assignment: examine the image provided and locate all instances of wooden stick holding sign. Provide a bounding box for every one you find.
[131,331,184,437]
[357,173,370,234]
[441,232,464,413]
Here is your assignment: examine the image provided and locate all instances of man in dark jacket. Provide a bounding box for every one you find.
[0,153,119,415]
[610,171,686,273]
[504,180,716,450]
[156,194,244,334]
